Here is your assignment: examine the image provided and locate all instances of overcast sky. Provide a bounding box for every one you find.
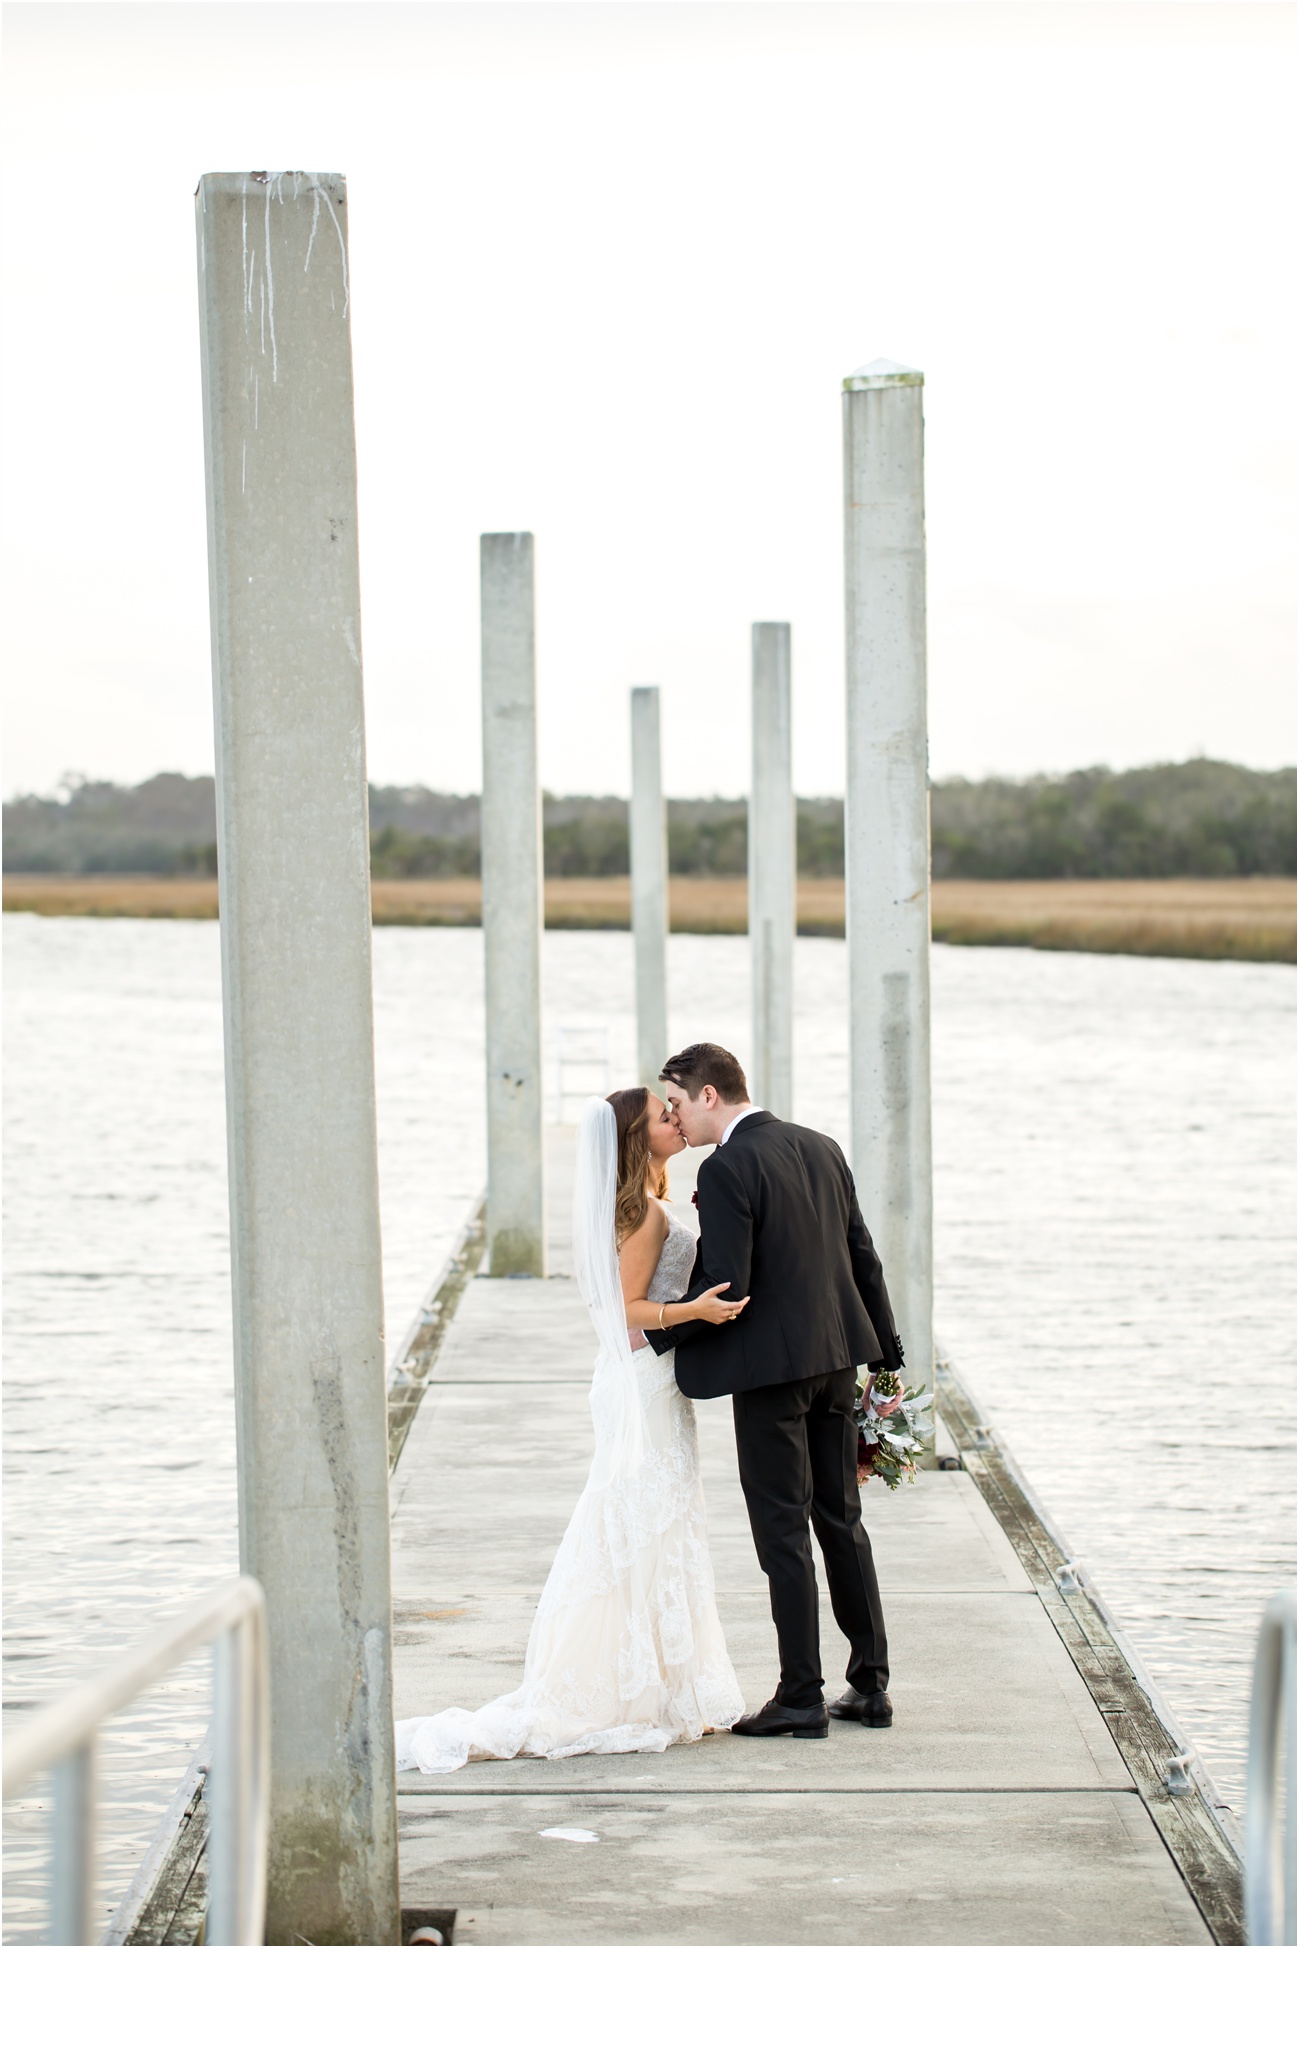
[2,1,1294,799]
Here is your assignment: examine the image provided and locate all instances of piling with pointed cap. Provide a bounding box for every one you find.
[841,358,934,1427]
[749,624,795,1119]
[195,171,399,1943]
[481,532,546,1275]
[630,687,669,1091]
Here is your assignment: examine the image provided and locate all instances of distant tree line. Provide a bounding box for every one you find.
[930,760,1296,880]
[4,760,1294,880]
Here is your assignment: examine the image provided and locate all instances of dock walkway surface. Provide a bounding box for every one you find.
[390,1134,1212,1946]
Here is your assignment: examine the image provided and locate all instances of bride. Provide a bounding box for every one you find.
[394,1087,748,1773]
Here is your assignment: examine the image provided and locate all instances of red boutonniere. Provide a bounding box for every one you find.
[691,1190,699,1207]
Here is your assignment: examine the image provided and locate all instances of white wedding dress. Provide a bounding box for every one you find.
[394,1100,745,1774]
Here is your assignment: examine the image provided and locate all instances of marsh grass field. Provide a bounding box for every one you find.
[5,872,1294,962]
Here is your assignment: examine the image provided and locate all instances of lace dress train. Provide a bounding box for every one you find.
[394,1213,745,1773]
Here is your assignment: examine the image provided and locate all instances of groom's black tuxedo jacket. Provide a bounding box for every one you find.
[645,1111,904,1401]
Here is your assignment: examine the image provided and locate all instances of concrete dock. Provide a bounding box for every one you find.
[389,1138,1215,1946]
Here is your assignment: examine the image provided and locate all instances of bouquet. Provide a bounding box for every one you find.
[854,1369,934,1489]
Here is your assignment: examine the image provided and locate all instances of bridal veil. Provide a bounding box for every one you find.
[572,1095,648,1486]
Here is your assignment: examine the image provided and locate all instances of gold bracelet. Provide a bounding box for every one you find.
[658,1303,668,1331]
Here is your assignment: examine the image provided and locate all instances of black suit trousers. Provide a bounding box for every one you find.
[731,1366,889,1708]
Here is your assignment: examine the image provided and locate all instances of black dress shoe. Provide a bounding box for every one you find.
[828,1687,893,1726]
[731,1696,829,1739]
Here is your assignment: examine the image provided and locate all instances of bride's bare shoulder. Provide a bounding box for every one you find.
[622,1198,669,1252]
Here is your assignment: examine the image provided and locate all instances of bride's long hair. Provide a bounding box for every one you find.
[606,1086,669,1246]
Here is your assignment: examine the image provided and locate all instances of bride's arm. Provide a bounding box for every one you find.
[618,1208,748,1332]
[617,1206,669,1329]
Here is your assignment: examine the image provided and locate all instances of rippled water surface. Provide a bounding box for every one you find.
[4,917,1293,1938]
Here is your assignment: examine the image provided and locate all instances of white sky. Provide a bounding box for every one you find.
[2,0,1295,799]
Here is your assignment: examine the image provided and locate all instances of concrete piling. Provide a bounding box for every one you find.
[749,623,795,1119]
[630,687,669,1091]
[480,533,546,1275]
[195,171,399,1944]
[841,359,934,1412]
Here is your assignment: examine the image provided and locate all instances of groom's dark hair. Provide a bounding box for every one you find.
[659,1042,749,1104]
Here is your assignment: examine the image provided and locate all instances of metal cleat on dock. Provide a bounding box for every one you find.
[401,1908,456,1946]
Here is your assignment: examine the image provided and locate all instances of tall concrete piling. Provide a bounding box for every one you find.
[630,686,669,1091]
[481,533,546,1275]
[842,359,934,1415]
[195,172,399,1944]
[749,623,795,1119]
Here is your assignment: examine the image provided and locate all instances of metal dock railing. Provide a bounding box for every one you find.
[1245,1589,1297,1946]
[3,1576,269,1946]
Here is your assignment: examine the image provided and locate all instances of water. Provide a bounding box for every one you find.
[3,917,1293,1938]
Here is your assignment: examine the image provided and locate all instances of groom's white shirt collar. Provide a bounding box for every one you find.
[718,1104,763,1145]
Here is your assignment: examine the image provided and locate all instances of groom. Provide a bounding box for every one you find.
[644,1042,904,1737]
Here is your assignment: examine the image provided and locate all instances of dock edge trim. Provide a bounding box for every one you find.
[936,1358,1246,1946]
[386,1192,489,1472]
